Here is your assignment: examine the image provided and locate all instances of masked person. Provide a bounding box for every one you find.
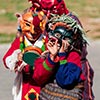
[3,1,48,99]
[27,0,94,99]
[38,14,94,100]
[2,1,68,99]
[3,0,94,100]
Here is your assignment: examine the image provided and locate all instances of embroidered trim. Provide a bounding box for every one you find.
[43,61,52,71]
[60,60,67,65]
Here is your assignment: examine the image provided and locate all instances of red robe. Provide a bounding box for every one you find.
[3,37,57,100]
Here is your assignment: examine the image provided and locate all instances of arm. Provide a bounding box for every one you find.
[33,54,58,86]
[56,51,85,88]
[32,38,59,86]
[3,37,20,70]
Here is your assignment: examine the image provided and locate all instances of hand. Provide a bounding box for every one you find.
[47,37,60,60]
[17,52,23,61]
[41,50,49,56]
[59,40,70,53]
[14,61,27,72]
[14,52,24,72]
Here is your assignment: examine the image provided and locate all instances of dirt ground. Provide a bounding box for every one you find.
[0,17,100,39]
[0,23,17,34]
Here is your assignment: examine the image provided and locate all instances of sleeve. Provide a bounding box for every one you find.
[56,51,85,88]
[3,37,20,69]
[33,54,58,86]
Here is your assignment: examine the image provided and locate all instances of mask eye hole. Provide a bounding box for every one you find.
[54,33,61,39]
[26,22,30,27]
[49,37,56,43]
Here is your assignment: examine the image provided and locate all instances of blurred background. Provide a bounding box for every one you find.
[0,0,100,100]
[0,0,100,43]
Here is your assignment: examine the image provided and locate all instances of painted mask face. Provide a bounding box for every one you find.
[40,0,68,15]
[28,0,55,8]
[28,0,68,15]
[50,26,74,44]
[20,11,35,41]
[39,0,55,9]
[16,10,47,41]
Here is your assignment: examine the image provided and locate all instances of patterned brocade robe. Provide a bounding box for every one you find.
[3,35,57,100]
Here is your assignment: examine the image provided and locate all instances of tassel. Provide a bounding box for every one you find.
[20,36,25,52]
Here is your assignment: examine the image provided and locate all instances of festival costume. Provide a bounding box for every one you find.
[39,14,94,100]
[40,52,85,100]
[81,46,94,100]
[3,0,94,100]
[3,35,58,100]
[39,14,86,100]
[28,0,94,99]
[3,10,58,100]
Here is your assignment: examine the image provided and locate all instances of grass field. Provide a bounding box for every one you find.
[0,0,100,43]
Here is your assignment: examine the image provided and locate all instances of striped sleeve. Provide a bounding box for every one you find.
[33,54,58,86]
[56,51,85,88]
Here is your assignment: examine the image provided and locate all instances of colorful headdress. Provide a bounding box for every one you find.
[46,14,88,51]
[28,0,69,15]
